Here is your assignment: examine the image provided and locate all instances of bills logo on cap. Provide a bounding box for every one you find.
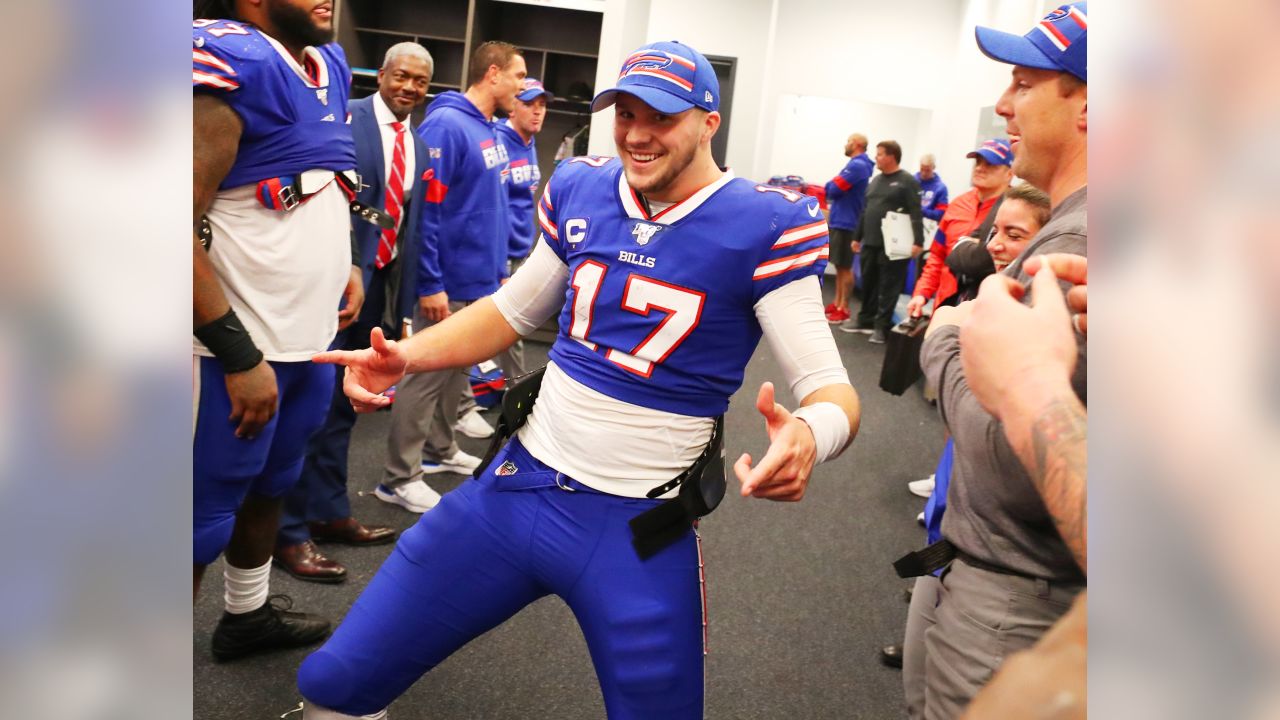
[1037,3,1087,51]
[974,2,1087,83]
[980,140,1008,159]
[591,41,720,114]
[620,50,696,92]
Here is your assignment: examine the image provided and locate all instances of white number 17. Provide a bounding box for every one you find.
[569,263,705,378]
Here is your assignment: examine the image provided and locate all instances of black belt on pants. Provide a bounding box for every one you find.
[894,539,1036,580]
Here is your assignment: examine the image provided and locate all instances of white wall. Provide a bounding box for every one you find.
[918,0,1046,190]
[643,0,775,175]
[587,0,653,156]
[760,0,976,187]
[767,94,930,184]
[588,0,774,170]
[590,0,1047,189]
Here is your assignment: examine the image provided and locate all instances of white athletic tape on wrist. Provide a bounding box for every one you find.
[791,401,850,465]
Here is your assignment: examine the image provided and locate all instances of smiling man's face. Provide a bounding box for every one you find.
[613,93,713,202]
[378,55,431,120]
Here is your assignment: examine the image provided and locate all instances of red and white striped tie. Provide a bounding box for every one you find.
[375,121,406,269]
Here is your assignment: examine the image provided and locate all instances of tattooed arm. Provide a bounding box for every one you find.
[999,378,1088,573]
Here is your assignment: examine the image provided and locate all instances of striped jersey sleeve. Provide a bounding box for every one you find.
[192,24,245,94]
[536,176,559,249]
[752,197,830,301]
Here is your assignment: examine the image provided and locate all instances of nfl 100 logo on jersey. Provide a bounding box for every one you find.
[631,222,661,246]
[480,139,510,170]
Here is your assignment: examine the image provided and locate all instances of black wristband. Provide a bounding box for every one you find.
[195,309,264,374]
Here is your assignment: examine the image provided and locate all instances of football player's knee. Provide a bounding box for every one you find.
[613,658,683,701]
[608,621,688,701]
[298,650,363,714]
[192,515,235,566]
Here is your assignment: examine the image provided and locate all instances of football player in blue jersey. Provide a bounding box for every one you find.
[192,0,356,661]
[300,41,861,719]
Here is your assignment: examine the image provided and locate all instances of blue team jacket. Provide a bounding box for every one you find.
[916,173,950,222]
[414,91,510,301]
[823,153,874,231]
[494,119,541,261]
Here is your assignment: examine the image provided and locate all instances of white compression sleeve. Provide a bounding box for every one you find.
[754,276,853,463]
[754,275,852,401]
[792,402,852,464]
[491,238,570,335]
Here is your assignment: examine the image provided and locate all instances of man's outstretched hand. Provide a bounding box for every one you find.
[312,327,409,413]
[733,382,817,502]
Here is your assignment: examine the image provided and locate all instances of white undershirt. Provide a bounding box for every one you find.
[372,93,415,244]
[491,239,850,498]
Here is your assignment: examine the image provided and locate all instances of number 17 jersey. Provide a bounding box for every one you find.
[537,157,830,418]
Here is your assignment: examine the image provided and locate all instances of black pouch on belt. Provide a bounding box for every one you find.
[628,417,726,560]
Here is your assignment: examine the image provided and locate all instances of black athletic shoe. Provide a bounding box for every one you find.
[880,643,904,669]
[210,594,331,662]
[869,329,887,344]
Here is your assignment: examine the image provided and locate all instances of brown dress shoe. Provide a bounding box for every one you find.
[308,517,398,546]
[273,540,347,584]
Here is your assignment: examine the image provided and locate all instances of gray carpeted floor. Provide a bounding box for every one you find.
[194,293,944,719]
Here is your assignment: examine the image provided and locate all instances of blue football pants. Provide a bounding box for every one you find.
[297,438,706,718]
[192,357,334,565]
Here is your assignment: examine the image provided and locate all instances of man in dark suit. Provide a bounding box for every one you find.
[274,42,435,582]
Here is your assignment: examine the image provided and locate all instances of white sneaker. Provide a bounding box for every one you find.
[421,449,482,475]
[374,480,441,513]
[908,475,935,498]
[916,512,926,526]
[454,408,495,439]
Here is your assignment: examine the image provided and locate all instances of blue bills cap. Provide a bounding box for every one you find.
[591,41,719,114]
[975,2,1087,83]
[966,138,1013,166]
[516,78,552,102]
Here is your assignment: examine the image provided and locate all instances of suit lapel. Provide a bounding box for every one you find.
[354,99,386,202]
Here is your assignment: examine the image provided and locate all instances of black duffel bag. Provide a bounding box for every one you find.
[879,315,930,396]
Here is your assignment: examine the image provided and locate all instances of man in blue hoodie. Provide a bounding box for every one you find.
[376,41,526,513]
[916,154,949,223]
[488,76,549,382]
[452,76,549,438]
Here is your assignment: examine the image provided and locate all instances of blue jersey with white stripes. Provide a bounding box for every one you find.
[192,19,355,190]
[536,157,829,417]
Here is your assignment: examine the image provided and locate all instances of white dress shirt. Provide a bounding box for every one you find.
[371,93,416,251]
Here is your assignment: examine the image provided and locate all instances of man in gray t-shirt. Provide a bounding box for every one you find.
[900,3,1090,718]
